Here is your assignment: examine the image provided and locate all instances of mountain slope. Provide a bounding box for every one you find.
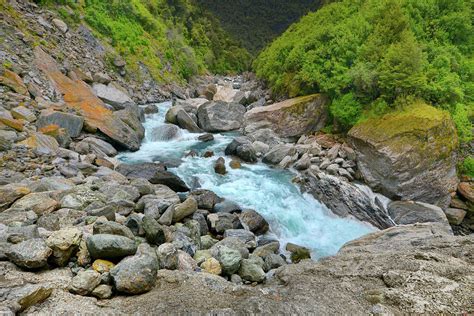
[254,0,473,142]
[196,0,324,53]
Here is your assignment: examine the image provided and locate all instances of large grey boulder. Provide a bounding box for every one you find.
[93,82,134,110]
[7,239,52,269]
[388,201,451,230]
[197,101,246,132]
[110,244,158,295]
[244,94,329,139]
[36,110,84,138]
[150,124,180,141]
[86,234,137,260]
[176,109,202,133]
[348,104,458,208]
[262,144,296,165]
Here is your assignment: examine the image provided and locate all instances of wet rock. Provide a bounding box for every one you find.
[207,213,240,234]
[86,234,137,260]
[150,124,180,141]
[244,94,329,138]
[36,110,84,138]
[198,133,214,142]
[69,269,101,295]
[239,210,269,235]
[176,109,202,133]
[45,228,82,266]
[110,244,158,295]
[348,104,458,208]
[214,157,227,175]
[197,101,246,132]
[225,137,258,163]
[7,239,52,269]
[286,243,311,263]
[213,199,241,213]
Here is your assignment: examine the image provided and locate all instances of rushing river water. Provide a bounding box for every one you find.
[118,102,375,259]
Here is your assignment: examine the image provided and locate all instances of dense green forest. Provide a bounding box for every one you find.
[196,0,324,54]
[255,0,473,142]
[37,0,252,83]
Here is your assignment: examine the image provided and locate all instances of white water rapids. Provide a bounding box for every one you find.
[118,102,375,259]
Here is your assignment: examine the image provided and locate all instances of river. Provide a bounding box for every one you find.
[118,101,375,259]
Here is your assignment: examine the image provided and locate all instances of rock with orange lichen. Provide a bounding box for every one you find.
[0,116,24,131]
[39,124,71,147]
[19,132,59,155]
[34,47,141,151]
[0,69,29,95]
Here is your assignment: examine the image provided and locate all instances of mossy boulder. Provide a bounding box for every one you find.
[243,94,329,139]
[348,103,458,208]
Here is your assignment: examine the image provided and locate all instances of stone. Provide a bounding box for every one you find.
[5,284,52,313]
[0,69,28,95]
[150,124,180,141]
[93,220,135,239]
[201,257,221,275]
[0,184,30,211]
[92,259,115,273]
[177,250,198,271]
[244,94,329,138]
[52,18,68,33]
[36,110,84,138]
[35,47,141,151]
[239,210,269,235]
[75,137,117,157]
[174,98,208,114]
[212,237,249,260]
[213,199,241,213]
[19,133,59,155]
[193,249,212,265]
[286,243,311,263]
[198,133,214,142]
[213,245,242,276]
[10,192,59,215]
[230,160,241,169]
[176,109,202,133]
[197,101,246,132]
[207,213,240,234]
[142,216,166,245]
[172,197,198,223]
[115,105,145,139]
[86,234,137,260]
[238,259,266,283]
[388,201,451,229]
[45,228,82,266]
[93,82,134,110]
[262,144,296,165]
[294,153,311,170]
[197,84,217,100]
[223,229,257,248]
[91,284,113,299]
[263,254,286,272]
[458,182,474,203]
[93,72,112,84]
[110,244,158,295]
[348,104,458,208]
[11,106,35,122]
[225,137,258,163]
[189,189,219,210]
[214,157,227,175]
[444,208,467,225]
[253,242,280,258]
[7,239,52,269]
[157,243,178,270]
[69,269,101,296]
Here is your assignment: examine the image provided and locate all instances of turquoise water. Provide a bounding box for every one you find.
[118,102,375,258]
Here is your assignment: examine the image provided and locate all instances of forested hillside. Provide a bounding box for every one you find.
[255,0,473,143]
[196,0,324,53]
[35,0,252,83]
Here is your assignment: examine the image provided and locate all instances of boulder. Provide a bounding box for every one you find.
[197,101,246,132]
[239,210,269,235]
[214,157,227,175]
[150,124,180,141]
[115,105,145,139]
[75,137,117,157]
[86,234,137,260]
[34,47,141,151]
[157,243,178,270]
[213,245,242,275]
[458,182,474,203]
[93,220,135,239]
[7,239,52,269]
[176,109,202,133]
[177,250,198,271]
[36,110,84,137]
[262,144,296,165]
[110,244,158,295]
[0,69,28,95]
[91,284,113,299]
[0,184,30,211]
[92,82,135,110]
[198,133,214,142]
[189,189,219,210]
[197,84,217,100]
[207,213,240,234]
[52,18,68,33]
[11,106,36,122]
[444,208,467,225]
[213,199,241,213]
[45,228,82,266]
[225,137,257,163]
[238,259,266,283]
[263,254,286,272]
[244,94,329,139]
[223,229,257,248]
[286,243,311,263]
[69,269,101,296]
[348,104,458,208]
[174,98,208,114]
[388,201,451,229]
[10,192,59,215]
[172,197,198,222]
[201,257,221,275]
[19,133,59,155]
[142,216,166,245]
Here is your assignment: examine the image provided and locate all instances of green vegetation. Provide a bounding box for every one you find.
[35,0,252,83]
[459,157,474,178]
[255,0,473,140]
[196,0,324,54]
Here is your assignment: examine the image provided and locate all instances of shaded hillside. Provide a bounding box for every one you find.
[196,0,324,53]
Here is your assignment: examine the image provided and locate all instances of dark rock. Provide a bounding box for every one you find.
[176,109,202,133]
[213,199,241,213]
[239,210,269,235]
[286,243,311,263]
[86,234,137,260]
[198,133,214,142]
[36,110,84,138]
[388,201,451,230]
[189,189,219,210]
[142,216,166,245]
[214,157,226,175]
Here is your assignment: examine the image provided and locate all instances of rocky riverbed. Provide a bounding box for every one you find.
[0,1,473,314]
